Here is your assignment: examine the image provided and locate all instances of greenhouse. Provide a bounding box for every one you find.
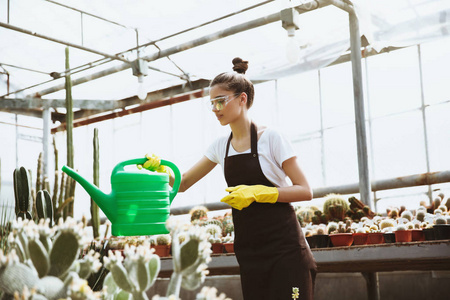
[1,0,449,299]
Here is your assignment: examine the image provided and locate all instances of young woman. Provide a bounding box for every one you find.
[149,57,317,299]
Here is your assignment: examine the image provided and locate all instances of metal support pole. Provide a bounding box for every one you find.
[348,9,373,209]
[362,272,380,300]
[42,106,51,183]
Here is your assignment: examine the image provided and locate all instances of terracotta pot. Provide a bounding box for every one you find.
[433,224,450,240]
[211,243,224,254]
[395,230,412,243]
[367,232,384,245]
[224,243,234,253]
[411,229,425,242]
[383,232,396,243]
[352,233,368,245]
[330,233,353,247]
[153,245,171,257]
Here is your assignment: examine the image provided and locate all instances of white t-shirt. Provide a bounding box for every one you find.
[204,127,296,187]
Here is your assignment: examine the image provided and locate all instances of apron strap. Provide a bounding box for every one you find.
[250,122,257,156]
[225,122,258,158]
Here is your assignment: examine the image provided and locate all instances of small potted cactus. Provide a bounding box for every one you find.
[380,218,396,243]
[329,221,353,247]
[394,224,412,243]
[314,225,330,248]
[433,215,450,240]
[367,227,384,245]
[205,224,223,254]
[154,234,171,257]
[352,227,368,246]
[222,234,234,253]
[422,223,435,241]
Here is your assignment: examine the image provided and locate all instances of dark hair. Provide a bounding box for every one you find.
[210,57,255,108]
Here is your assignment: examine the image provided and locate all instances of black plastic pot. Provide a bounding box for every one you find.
[383,232,396,243]
[433,224,450,240]
[315,234,330,248]
[423,228,435,240]
[306,236,317,249]
[306,234,330,249]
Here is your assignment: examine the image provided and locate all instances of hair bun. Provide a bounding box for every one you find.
[232,57,248,74]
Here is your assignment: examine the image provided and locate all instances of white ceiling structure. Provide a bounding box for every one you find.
[1,0,449,125]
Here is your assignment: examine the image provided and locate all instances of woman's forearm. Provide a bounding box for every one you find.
[276,185,313,203]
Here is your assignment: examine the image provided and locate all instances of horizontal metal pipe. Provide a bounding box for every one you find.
[170,170,450,215]
[0,21,130,64]
[1,97,120,109]
[28,0,332,97]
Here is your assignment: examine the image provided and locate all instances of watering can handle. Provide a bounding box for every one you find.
[160,159,181,204]
[111,158,181,204]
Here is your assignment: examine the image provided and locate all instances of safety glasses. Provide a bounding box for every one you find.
[208,93,241,111]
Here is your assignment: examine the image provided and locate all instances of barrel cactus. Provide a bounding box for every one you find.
[415,210,426,222]
[400,210,413,222]
[435,216,447,225]
[380,219,396,231]
[296,206,315,224]
[189,206,208,223]
[323,194,350,222]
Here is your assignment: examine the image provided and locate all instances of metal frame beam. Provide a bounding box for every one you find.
[0,21,131,64]
[27,0,333,98]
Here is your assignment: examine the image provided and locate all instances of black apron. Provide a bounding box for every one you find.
[224,123,317,300]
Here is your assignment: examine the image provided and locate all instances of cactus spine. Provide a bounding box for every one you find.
[91,128,100,239]
[13,167,33,220]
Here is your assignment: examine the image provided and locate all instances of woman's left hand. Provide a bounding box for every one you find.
[220,185,278,210]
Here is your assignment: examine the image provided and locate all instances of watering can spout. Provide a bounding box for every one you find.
[62,165,115,221]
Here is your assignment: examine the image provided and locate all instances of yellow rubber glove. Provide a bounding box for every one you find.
[137,154,172,175]
[220,185,279,210]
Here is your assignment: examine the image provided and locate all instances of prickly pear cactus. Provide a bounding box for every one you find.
[102,243,161,300]
[0,217,101,300]
[166,221,212,298]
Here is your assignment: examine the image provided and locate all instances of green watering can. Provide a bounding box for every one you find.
[62,158,181,236]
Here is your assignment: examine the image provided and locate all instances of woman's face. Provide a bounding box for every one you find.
[209,85,245,126]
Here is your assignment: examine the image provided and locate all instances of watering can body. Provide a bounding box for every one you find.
[62,158,181,236]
